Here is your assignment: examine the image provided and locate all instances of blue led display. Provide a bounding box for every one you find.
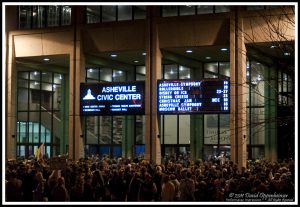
[157,79,230,114]
[80,81,145,116]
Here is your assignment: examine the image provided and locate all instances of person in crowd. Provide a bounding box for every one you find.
[179,170,196,201]
[69,175,84,201]
[161,174,176,201]
[139,173,157,201]
[6,170,23,201]
[51,177,69,201]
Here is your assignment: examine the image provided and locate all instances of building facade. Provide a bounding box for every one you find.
[4,4,296,169]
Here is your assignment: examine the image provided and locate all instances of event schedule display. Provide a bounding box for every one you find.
[80,81,145,116]
[157,79,230,114]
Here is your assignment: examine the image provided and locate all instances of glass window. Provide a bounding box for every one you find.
[19,6,32,29]
[136,115,145,144]
[162,6,178,17]
[86,117,99,144]
[204,62,218,73]
[87,68,99,80]
[47,6,60,27]
[61,6,72,25]
[251,108,265,145]
[215,6,230,13]
[164,115,178,144]
[118,5,132,21]
[219,62,230,77]
[164,64,178,79]
[32,6,46,28]
[179,5,195,16]
[179,115,190,144]
[99,116,112,144]
[204,114,218,144]
[179,65,191,79]
[247,6,265,11]
[113,70,126,82]
[113,116,123,144]
[42,72,52,83]
[219,114,230,144]
[87,6,101,23]
[102,6,117,22]
[197,5,213,14]
[100,68,112,82]
[204,72,218,78]
[134,6,146,20]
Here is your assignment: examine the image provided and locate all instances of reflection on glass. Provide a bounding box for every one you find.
[102,6,117,22]
[87,6,101,23]
[219,62,230,77]
[179,5,195,16]
[113,70,126,82]
[118,5,132,21]
[197,5,213,14]
[162,6,178,17]
[164,64,178,79]
[47,6,60,27]
[204,114,218,144]
[134,6,146,19]
[113,116,123,144]
[100,116,112,144]
[136,115,145,144]
[61,6,72,25]
[100,68,112,82]
[179,65,191,79]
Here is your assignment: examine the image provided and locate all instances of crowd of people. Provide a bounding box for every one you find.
[5,155,295,202]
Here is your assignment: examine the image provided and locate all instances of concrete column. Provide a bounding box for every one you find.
[265,66,277,162]
[145,6,162,164]
[69,24,85,161]
[5,32,17,159]
[230,7,247,169]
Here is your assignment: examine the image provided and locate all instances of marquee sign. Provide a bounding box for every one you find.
[80,81,145,116]
[157,79,230,114]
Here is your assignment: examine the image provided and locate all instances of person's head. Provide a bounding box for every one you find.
[58,177,65,186]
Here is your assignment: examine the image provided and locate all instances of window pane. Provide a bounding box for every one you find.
[204,62,218,73]
[100,68,112,82]
[18,83,29,111]
[86,117,99,144]
[204,72,218,78]
[29,113,39,142]
[19,6,31,29]
[136,115,145,144]
[134,6,146,19]
[179,5,195,16]
[215,6,230,13]
[113,116,123,144]
[37,6,46,28]
[53,84,61,111]
[251,108,265,145]
[100,116,112,144]
[162,6,178,17]
[197,5,213,14]
[204,114,218,144]
[219,114,230,144]
[87,68,99,80]
[61,6,72,25]
[87,6,100,23]
[47,6,60,27]
[42,72,52,83]
[164,115,177,144]
[113,70,126,82]
[164,64,178,79]
[179,115,190,144]
[118,6,132,21]
[54,73,63,84]
[41,83,53,110]
[179,65,191,79]
[219,62,230,77]
[247,6,265,11]
[102,6,117,22]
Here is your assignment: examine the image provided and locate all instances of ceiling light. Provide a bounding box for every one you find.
[134,60,139,63]
[186,49,193,53]
[205,56,211,60]
[142,52,146,56]
[111,54,117,58]
[270,45,276,49]
[284,52,290,56]
[43,58,50,61]
[220,48,228,51]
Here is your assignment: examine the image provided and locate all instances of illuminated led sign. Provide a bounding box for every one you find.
[80,81,145,116]
[157,79,230,114]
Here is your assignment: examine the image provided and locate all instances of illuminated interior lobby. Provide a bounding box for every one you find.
[4,4,296,169]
